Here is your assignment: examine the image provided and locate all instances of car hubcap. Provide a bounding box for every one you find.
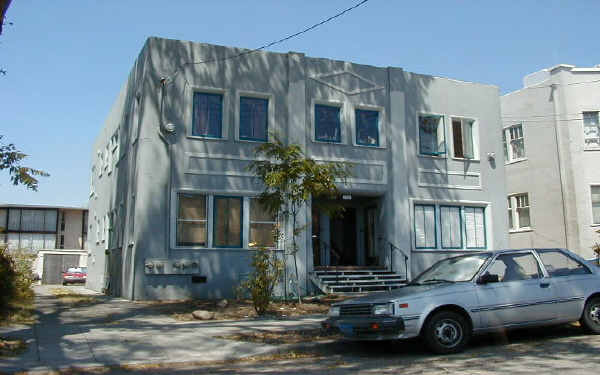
[434,319,462,347]
[590,304,600,325]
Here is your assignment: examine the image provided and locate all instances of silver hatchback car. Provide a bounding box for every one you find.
[322,248,600,354]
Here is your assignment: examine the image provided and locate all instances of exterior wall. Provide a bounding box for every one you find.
[502,65,600,259]
[89,37,508,300]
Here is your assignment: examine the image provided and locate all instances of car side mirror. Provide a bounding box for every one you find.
[477,273,499,284]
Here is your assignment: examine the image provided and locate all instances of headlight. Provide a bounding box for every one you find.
[328,306,340,317]
[372,303,393,315]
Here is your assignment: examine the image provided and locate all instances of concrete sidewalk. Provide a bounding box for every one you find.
[0,286,325,374]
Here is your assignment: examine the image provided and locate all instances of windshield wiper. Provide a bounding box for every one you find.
[420,279,455,284]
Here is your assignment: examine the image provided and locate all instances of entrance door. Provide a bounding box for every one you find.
[330,208,357,266]
[365,207,377,266]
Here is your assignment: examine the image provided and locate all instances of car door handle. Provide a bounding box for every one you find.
[540,282,550,288]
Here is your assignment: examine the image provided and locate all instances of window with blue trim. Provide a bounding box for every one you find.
[440,206,462,249]
[464,206,486,249]
[240,97,268,141]
[176,193,207,247]
[315,104,341,143]
[419,115,446,156]
[213,196,242,248]
[192,92,223,138]
[414,204,436,249]
[356,109,379,146]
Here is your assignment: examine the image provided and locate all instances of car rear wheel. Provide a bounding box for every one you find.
[423,311,471,354]
[580,297,600,334]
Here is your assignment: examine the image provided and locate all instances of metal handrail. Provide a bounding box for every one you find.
[384,239,409,280]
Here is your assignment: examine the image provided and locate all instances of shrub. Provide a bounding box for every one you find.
[0,246,35,318]
[237,248,283,315]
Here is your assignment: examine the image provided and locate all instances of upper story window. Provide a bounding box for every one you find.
[503,124,526,163]
[249,199,278,248]
[315,104,341,143]
[583,111,600,149]
[355,109,379,146]
[239,97,268,142]
[176,193,207,247]
[508,193,531,231]
[591,186,600,224]
[451,118,476,159]
[419,115,446,156]
[192,92,223,138]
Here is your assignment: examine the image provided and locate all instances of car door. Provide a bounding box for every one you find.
[475,251,557,329]
[536,249,595,321]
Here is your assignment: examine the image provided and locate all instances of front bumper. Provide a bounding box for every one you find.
[322,316,405,340]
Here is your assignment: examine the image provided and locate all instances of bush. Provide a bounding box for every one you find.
[0,246,35,318]
[237,248,283,315]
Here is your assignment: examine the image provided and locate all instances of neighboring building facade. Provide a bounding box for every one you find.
[0,204,88,284]
[502,64,600,258]
[88,37,508,300]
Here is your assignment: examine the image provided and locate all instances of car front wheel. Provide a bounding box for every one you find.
[423,310,471,354]
[580,297,600,334]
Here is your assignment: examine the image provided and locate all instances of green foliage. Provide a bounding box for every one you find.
[237,248,284,315]
[0,135,49,191]
[247,136,353,300]
[0,246,35,319]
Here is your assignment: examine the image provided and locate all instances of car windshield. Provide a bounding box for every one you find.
[412,253,491,284]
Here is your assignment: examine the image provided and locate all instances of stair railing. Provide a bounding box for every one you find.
[384,240,409,281]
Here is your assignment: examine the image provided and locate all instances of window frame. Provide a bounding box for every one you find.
[590,185,600,225]
[450,116,479,160]
[187,86,229,141]
[503,124,527,164]
[464,206,487,249]
[175,193,208,248]
[417,113,447,157]
[439,205,463,249]
[213,196,243,249]
[312,100,344,144]
[508,193,532,232]
[235,91,274,143]
[248,198,279,249]
[414,204,437,250]
[353,106,383,147]
[583,111,600,150]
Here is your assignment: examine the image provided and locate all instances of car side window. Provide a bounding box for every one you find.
[486,253,541,282]
[537,250,591,277]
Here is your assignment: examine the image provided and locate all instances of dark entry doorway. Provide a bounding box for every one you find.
[330,208,357,266]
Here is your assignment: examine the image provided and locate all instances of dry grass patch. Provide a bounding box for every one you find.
[0,291,36,326]
[0,336,27,357]
[146,294,351,321]
[50,288,97,306]
[215,328,340,345]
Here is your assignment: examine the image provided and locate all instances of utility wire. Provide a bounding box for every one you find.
[166,0,370,82]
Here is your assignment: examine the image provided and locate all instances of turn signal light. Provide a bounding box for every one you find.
[371,323,380,330]
[399,303,409,308]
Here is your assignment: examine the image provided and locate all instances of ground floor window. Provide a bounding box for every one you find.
[591,186,600,224]
[176,193,207,246]
[213,196,243,248]
[507,193,531,231]
[414,202,487,250]
[249,199,278,248]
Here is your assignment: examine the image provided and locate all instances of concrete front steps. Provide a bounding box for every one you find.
[309,267,407,294]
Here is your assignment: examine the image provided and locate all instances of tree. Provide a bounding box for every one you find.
[0,135,49,191]
[0,0,12,36]
[248,136,352,301]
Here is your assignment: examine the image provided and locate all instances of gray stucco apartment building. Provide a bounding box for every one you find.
[502,64,600,259]
[88,37,508,300]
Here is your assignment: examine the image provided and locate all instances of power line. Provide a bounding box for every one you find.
[166,0,371,82]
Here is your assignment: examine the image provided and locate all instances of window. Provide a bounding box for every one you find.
[192,92,223,138]
[464,206,486,249]
[503,124,525,162]
[419,115,445,156]
[537,250,591,277]
[452,118,475,159]
[440,206,461,249]
[176,193,207,247]
[249,199,278,248]
[355,109,379,146]
[414,204,436,249]
[583,111,600,148]
[315,104,341,143]
[486,253,541,282]
[239,97,268,142]
[213,196,242,248]
[591,186,600,224]
[508,194,531,230]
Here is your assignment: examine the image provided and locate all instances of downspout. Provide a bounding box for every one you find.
[550,83,570,249]
[158,77,175,263]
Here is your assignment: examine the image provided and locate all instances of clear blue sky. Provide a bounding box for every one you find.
[1,0,599,207]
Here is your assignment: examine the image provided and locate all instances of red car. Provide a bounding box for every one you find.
[62,267,87,285]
